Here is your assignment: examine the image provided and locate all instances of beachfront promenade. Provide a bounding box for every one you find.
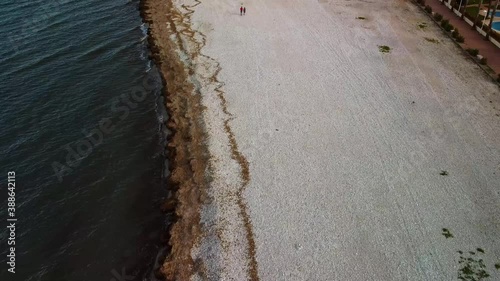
[426,0,500,74]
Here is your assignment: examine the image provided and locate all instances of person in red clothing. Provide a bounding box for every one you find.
[240,6,243,16]
[243,7,246,15]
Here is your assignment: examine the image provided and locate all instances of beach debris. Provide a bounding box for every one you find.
[424,37,439,44]
[161,198,177,212]
[442,228,453,238]
[356,16,366,20]
[440,170,449,176]
[378,45,391,53]
[457,249,490,280]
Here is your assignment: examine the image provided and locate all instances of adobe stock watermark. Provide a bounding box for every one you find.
[110,267,134,281]
[51,66,161,182]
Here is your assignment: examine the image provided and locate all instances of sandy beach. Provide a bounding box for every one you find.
[142,0,500,280]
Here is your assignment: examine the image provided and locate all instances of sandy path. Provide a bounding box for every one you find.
[154,0,500,279]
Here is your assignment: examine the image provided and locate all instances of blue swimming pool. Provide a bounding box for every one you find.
[488,11,500,18]
[493,21,500,31]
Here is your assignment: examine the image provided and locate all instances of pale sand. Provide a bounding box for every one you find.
[164,0,500,280]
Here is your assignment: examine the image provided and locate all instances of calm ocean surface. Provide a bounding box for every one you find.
[0,0,168,280]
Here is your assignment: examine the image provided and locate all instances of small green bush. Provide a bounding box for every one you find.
[378,45,391,53]
[444,23,453,32]
[434,13,443,21]
[452,30,460,38]
[497,74,500,83]
[456,35,465,43]
[466,48,479,56]
[425,5,432,13]
[480,57,487,65]
[441,19,450,28]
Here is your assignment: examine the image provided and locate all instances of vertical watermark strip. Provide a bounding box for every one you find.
[6,171,16,274]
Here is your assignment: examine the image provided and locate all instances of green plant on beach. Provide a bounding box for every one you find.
[495,263,500,270]
[418,22,428,29]
[458,250,491,280]
[440,170,449,176]
[356,16,366,20]
[456,35,465,43]
[378,45,391,53]
[452,29,460,38]
[425,5,433,13]
[442,228,453,238]
[480,57,487,65]
[497,74,500,83]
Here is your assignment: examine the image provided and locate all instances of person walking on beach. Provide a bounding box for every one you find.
[243,7,246,15]
[240,6,243,15]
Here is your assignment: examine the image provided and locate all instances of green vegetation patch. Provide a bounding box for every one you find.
[468,0,491,5]
[378,45,391,53]
[495,263,500,270]
[466,6,481,18]
[467,48,479,56]
[458,250,491,280]
[440,170,449,176]
[418,22,428,29]
[356,16,366,20]
[434,13,443,22]
[442,228,454,238]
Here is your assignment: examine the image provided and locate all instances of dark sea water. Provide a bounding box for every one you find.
[0,0,168,280]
